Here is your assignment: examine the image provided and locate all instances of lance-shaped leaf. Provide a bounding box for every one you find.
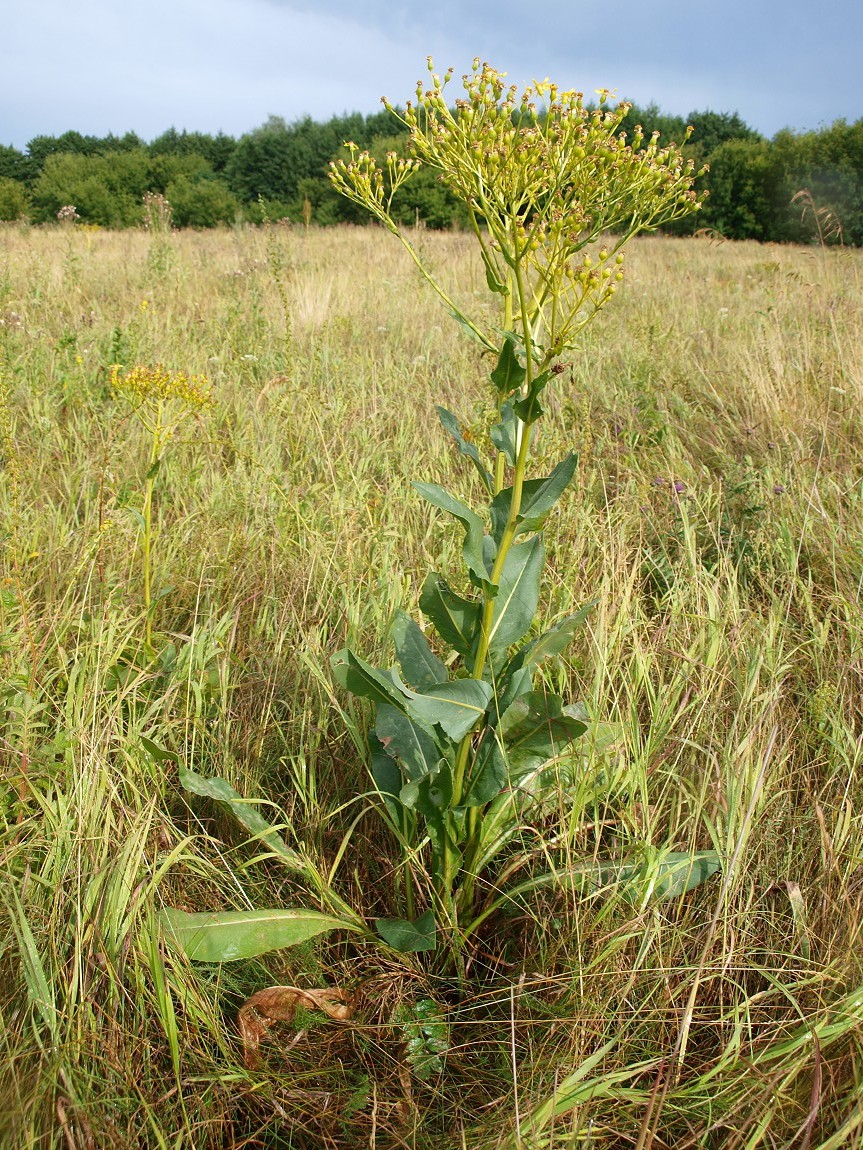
[499,690,587,771]
[436,406,493,494]
[490,453,578,545]
[491,334,526,395]
[505,603,595,678]
[481,250,508,297]
[490,401,519,466]
[331,649,407,711]
[487,536,544,655]
[179,767,306,874]
[419,574,481,657]
[160,908,361,963]
[413,483,489,587]
[513,369,553,424]
[391,610,447,691]
[376,910,437,953]
[461,732,508,807]
[375,703,444,781]
[391,668,493,742]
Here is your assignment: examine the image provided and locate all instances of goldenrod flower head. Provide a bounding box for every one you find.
[110,364,213,412]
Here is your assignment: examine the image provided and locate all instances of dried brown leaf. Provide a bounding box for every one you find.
[238,985,354,1068]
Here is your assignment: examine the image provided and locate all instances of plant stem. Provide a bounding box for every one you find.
[445,249,538,924]
[142,414,160,652]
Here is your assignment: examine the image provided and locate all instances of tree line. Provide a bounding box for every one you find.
[1,103,861,244]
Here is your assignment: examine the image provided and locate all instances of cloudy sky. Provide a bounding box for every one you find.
[2,0,860,149]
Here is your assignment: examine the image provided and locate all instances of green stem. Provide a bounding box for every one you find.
[444,250,538,922]
[142,411,162,652]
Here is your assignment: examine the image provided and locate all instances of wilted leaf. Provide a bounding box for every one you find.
[238,985,354,1068]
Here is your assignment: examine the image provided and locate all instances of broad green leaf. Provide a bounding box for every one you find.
[159,908,359,962]
[590,851,722,901]
[487,537,544,655]
[331,649,406,711]
[462,733,508,807]
[393,668,493,742]
[375,910,437,953]
[639,851,722,900]
[179,767,306,874]
[494,664,535,717]
[400,759,453,816]
[370,739,403,822]
[490,401,518,465]
[413,483,489,587]
[500,690,587,770]
[140,736,176,763]
[506,603,595,677]
[436,407,493,493]
[490,454,578,545]
[513,369,553,424]
[482,535,498,587]
[391,611,447,691]
[490,334,526,395]
[375,704,444,781]
[419,575,481,657]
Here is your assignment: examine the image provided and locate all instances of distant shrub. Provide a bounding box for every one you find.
[0,177,28,221]
[165,175,238,228]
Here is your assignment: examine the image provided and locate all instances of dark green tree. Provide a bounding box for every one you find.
[699,138,789,240]
[0,144,30,183]
[149,128,237,172]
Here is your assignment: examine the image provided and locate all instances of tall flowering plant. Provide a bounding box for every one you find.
[325,61,704,955]
[161,62,709,971]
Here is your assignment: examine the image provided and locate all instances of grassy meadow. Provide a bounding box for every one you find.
[1,220,863,1148]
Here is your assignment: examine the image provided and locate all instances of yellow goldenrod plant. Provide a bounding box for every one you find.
[161,60,713,970]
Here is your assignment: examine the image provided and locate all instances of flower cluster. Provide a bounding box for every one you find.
[330,58,704,365]
[110,363,212,412]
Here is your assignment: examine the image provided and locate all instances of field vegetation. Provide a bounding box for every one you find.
[1,217,863,1147]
